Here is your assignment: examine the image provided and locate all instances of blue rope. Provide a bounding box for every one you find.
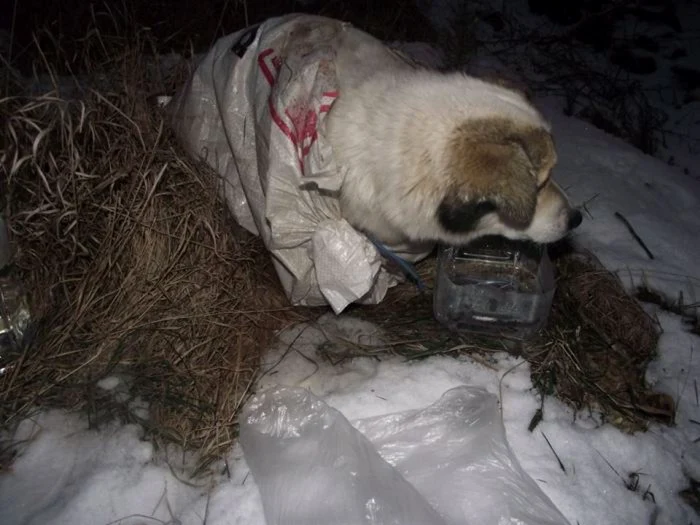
[367,235,426,292]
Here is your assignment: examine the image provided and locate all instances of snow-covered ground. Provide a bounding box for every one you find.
[3,2,700,525]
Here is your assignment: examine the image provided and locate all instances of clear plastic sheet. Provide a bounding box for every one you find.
[240,385,570,525]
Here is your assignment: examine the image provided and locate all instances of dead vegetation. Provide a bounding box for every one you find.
[0,26,313,474]
[634,284,700,337]
[530,250,671,429]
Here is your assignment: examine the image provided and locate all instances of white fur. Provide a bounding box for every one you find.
[325,25,576,251]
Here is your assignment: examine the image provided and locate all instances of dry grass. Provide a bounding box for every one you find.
[0,28,312,474]
[8,0,436,79]
[528,250,672,430]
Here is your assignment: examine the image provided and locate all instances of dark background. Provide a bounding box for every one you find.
[3,0,435,75]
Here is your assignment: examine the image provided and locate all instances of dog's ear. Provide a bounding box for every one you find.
[447,140,537,227]
[447,120,556,228]
[516,127,557,187]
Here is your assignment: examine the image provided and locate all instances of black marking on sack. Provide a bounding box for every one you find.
[231,24,262,57]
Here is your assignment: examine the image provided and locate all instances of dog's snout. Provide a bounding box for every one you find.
[567,209,583,230]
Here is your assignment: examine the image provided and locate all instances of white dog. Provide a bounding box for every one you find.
[325,25,582,256]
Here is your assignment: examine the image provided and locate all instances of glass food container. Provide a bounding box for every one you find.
[433,236,556,340]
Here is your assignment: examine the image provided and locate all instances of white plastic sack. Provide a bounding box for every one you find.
[240,385,571,525]
[168,14,408,313]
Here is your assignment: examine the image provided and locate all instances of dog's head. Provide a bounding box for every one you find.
[429,117,581,245]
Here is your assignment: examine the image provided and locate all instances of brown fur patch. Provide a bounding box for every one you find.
[445,118,556,227]
[520,127,557,186]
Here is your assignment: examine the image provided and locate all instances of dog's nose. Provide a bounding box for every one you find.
[568,209,583,230]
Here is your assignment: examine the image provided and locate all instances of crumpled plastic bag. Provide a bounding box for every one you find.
[167,14,414,313]
[239,385,571,525]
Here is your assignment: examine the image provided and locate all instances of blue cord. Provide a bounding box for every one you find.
[367,235,426,292]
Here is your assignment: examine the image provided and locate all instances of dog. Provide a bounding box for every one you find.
[324,25,582,256]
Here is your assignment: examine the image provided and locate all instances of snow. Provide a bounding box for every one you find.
[0,411,204,524]
[3,2,700,525]
[4,306,700,524]
[546,104,700,300]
